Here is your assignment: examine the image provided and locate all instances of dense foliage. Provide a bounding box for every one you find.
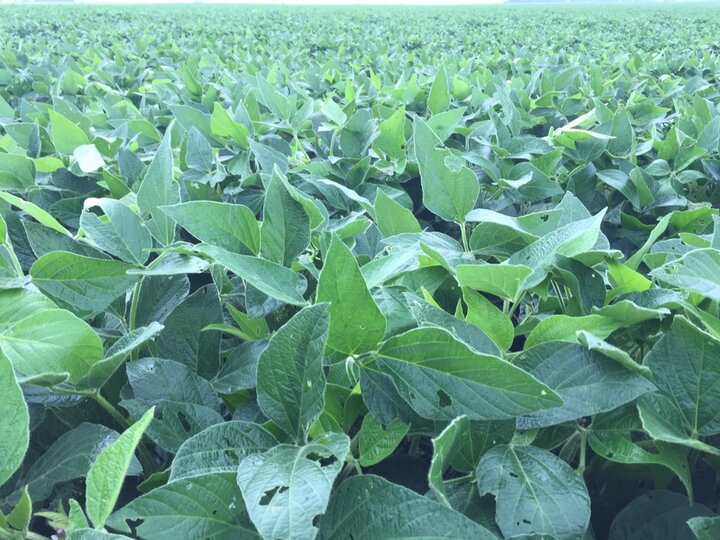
[2,3,720,539]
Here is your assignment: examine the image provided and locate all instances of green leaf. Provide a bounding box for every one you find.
[137,131,179,246]
[428,66,450,114]
[31,251,138,317]
[588,406,693,498]
[260,170,310,266]
[508,209,606,288]
[0,352,28,487]
[463,287,514,351]
[375,107,406,160]
[197,244,308,306]
[477,444,591,539]
[688,516,720,539]
[73,144,105,173]
[0,289,103,383]
[256,304,329,440]
[652,248,720,301]
[374,189,420,237]
[609,491,715,540]
[414,118,478,223]
[108,473,258,540]
[21,423,138,502]
[211,102,249,147]
[86,407,155,529]
[81,198,152,264]
[161,201,260,255]
[376,327,561,421]
[7,487,32,531]
[515,342,654,428]
[76,323,164,391]
[0,152,35,191]
[170,421,277,481]
[428,415,469,506]
[237,432,349,540]
[638,393,720,455]
[317,235,386,355]
[0,191,70,236]
[456,263,532,300]
[525,314,620,349]
[319,474,496,539]
[358,415,409,467]
[643,316,720,437]
[49,109,88,154]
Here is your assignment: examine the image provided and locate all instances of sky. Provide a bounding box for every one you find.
[79,0,508,4]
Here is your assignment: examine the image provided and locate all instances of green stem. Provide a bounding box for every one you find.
[459,221,470,252]
[92,392,130,429]
[507,291,526,320]
[577,428,588,475]
[128,279,143,332]
[444,473,475,485]
[3,244,23,278]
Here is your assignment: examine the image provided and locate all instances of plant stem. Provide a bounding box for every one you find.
[459,221,470,252]
[577,428,588,475]
[92,391,130,429]
[444,473,474,485]
[128,279,143,332]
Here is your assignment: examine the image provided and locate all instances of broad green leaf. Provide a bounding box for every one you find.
[211,102,249,147]
[515,342,654,428]
[428,66,450,114]
[69,529,131,540]
[374,189,420,237]
[456,263,532,300]
[81,198,152,264]
[73,144,104,173]
[317,235,386,355]
[652,248,720,301]
[688,516,720,539]
[588,406,692,498]
[7,487,31,531]
[376,327,561,421]
[170,421,277,481]
[374,107,406,160]
[643,316,720,437]
[0,191,70,236]
[76,323,163,391]
[0,152,35,191]
[137,131,179,246]
[237,432,349,540]
[198,244,308,306]
[414,118,478,223]
[358,415,409,467]
[609,491,715,540]
[256,304,329,440]
[86,407,154,529]
[463,287,514,351]
[577,331,652,377]
[21,423,138,502]
[318,474,495,539]
[477,444,591,539]
[260,170,310,266]
[49,109,88,154]
[0,352,28,487]
[31,251,138,317]
[525,314,620,349]
[108,473,258,540]
[428,415,469,507]
[508,209,606,288]
[161,201,260,255]
[638,393,720,455]
[0,289,103,383]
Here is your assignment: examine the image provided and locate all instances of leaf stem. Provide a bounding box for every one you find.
[459,221,470,252]
[577,428,588,475]
[128,278,143,333]
[444,473,475,485]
